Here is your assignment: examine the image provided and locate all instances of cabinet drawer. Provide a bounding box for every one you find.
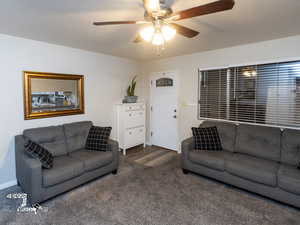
[125,127,145,148]
[125,111,145,128]
[125,105,145,111]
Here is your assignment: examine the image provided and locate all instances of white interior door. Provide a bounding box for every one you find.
[150,71,179,151]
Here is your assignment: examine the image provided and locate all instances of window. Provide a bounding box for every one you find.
[156,78,173,87]
[198,60,300,128]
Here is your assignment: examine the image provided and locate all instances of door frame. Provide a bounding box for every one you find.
[149,70,180,152]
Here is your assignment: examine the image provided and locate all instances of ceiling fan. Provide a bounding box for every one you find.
[93,0,235,49]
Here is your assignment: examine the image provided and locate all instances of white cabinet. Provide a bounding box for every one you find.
[115,103,146,155]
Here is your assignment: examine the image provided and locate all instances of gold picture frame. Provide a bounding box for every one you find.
[23,71,84,120]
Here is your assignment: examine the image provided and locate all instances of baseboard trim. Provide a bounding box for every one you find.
[0,180,17,190]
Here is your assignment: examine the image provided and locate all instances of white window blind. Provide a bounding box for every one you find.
[199,68,227,120]
[198,60,300,128]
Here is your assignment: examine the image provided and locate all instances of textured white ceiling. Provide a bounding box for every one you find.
[0,0,300,61]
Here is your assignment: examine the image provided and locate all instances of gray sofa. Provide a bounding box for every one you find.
[15,121,119,204]
[182,120,300,208]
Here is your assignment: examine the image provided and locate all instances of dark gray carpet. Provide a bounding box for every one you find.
[1,153,299,225]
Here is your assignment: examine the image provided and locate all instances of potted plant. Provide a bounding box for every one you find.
[124,76,138,103]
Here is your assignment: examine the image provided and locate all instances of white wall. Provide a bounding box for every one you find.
[139,35,300,148]
[0,34,139,189]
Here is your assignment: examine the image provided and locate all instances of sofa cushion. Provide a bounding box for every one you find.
[235,124,281,162]
[63,121,93,153]
[192,126,222,151]
[42,156,84,187]
[189,150,233,171]
[23,125,67,157]
[278,164,300,195]
[200,120,236,152]
[70,149,113,172]
[225,154,279,186]
[281,128,300,167]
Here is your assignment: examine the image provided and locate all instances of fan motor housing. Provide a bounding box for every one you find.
[144,7,173,21]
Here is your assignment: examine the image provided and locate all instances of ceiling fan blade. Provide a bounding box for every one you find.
[143,0,161,13]
[170,23,199,38]
[170,0,235,21]
[93,21,147,26]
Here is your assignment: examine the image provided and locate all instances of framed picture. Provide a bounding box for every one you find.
[23,71,84,120]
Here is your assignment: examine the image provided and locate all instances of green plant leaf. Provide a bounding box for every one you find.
[132,75,137,82]
[131,76,137,86]
[127,86,131,96]
[131,81,136,96]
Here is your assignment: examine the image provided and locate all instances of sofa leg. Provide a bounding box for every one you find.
[182,169,189,174]
[112,169,118,175]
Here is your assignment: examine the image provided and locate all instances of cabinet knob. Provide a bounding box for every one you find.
[129,114,132,116]
[129,132,132,135]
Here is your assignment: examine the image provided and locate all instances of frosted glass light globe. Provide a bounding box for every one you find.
[152,32,165,46]
[139,26,155,42]
[162,25,176,41]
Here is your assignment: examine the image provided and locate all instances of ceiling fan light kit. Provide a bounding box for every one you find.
[93,0,235,53]
[140,23,176,45]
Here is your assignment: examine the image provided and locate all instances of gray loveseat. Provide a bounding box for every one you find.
[182,120,300,208]
[15,121,119,204]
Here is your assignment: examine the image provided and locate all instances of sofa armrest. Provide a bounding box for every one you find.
[182,137,194,153]
[107,139,119,168]
[181,137,194,168]
[15,135,43,203]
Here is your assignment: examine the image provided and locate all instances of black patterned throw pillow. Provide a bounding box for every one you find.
[86,126,112,151]
[192,126,223,151]
[24,140,53,169]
